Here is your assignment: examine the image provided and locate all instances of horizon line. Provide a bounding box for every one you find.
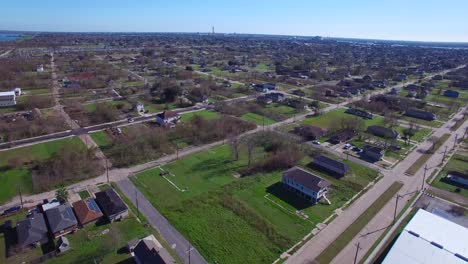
[1,29,468,44]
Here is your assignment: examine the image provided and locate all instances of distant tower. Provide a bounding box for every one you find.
[212,26,215,35]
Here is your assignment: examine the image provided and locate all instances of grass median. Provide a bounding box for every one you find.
[315,181,403,264]
[405,133,451,175]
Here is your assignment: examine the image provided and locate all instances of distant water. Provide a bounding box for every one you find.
[0,33,20,42]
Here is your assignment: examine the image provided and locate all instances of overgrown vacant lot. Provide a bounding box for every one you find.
[0,137,101,204]
[132,142,379,263]
[301,108,385,129]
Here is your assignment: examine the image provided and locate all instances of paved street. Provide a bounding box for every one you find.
[117,179,207,264]
[284,106,467,264]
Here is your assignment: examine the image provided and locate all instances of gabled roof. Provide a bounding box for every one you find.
[16,212,49,247]
[283,166,331,192]
[156,111,180,120]
[45,204,78,234]
[133,236,168,264]
[95,188,128,218]
[313,155,350,175]
[72,198,103,225]
[367,125,399,139]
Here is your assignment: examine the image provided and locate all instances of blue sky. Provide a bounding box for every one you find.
[2,0,467,42]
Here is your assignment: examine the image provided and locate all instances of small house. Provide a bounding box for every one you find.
[311,155,350,178]
[293,125,328,140]
[345,108,373,119]
[0,91,16,107]
[362,146,384,161]
[44,204,78,238]
[445,171,468,188]
[131,235,175,264]
[72,198,104,226]
[36,64,44,72]
[156,111,181,127]
[256,95,273,105]
[16,211,49,248]
[95,188,128,222]
[266,92,286,102]
[134,101,145,113]
[329,130,356,144]
[404,109,437,121]
[443,90,459,98]
[366,125,399,140]
[282,166,331,203]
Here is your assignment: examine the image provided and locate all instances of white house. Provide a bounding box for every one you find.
[134,101,145,113]
[37,64,44,72]
[282,166,331,203]
[0,91,16,107]
[156,111,181,127]
[14,87,21,96]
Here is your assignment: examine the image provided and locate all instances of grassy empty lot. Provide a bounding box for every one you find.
[301,108,385,129]
[180,110,220,122]
[0,137,84,204]
[132,144,379,263]
[315,181,403,264]
[90,131,111,148]
[431,153,468,198]
[241,112,276,125]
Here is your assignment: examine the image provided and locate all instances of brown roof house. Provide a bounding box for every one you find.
[72,198,103,226]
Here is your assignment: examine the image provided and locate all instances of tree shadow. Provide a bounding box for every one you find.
[266,182,314,211]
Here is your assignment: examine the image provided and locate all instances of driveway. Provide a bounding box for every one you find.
[116,179,207,264]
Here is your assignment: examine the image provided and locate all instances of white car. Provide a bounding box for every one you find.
[343,143,352,149]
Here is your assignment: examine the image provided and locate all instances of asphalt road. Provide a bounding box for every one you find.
[117,179,207,264]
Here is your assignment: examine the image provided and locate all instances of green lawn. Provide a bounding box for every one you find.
[394,126,433,142]
[316,181,403,264]
[241,112,276,125]
[132,144,380,263]
[78,190,90,199]
[90,131,111,148]
[405,133,451,175]
[400,115,444,128]
[431,153,468,198]
[0,137,84,204]
[302,108,385,129]
[45,216,151,264]
[180,110,220,122]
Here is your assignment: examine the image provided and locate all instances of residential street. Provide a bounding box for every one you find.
[284,106,467,264]
[117,179,207,264]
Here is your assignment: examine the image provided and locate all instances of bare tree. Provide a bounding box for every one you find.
[229,135,239,161]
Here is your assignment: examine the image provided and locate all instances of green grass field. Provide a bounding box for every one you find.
[0,137,84,204]
[241,112,276,125]
[431,153,468,198]
[180,110,221,122]
[405,133,451,175]
[132,144,379,263]
[90,131,111,148]
[301,108,385,129]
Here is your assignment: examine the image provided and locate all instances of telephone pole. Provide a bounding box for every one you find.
[421,164,428,191]
[18,186,23,208]
[453,134,458,150]
[354,242,361,264]
[393,194,402,224]
[442,145,448,162]
[106,159,109,183]
[135,189,139,218]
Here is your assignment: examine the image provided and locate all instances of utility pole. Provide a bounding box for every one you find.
[106,159,109,184]
[188,242,192,264]
[135,189,139,218]
[176,144,179,160]
[18,186,23,208]
[421,164,428,191]
[393,194,401,224]
[453,134,458,150]
[442,145,448,163]
[354,242,361,264]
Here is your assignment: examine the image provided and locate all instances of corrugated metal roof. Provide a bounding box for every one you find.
[383,209,468,264]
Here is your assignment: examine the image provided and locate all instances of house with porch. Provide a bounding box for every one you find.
[282,166,331,203]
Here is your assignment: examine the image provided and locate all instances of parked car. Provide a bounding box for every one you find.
[343,143,352,149]
[128,118,134,123]
[2,205,21,216]
[312,140,321,145]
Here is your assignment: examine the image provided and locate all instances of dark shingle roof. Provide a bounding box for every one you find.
[95,188,128,218]
[366,125,399,139]
[133,239,167,264]
[45,204,78,234]
[283,167,331,192]
[16,212,49,247]
[313,155,350,175]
